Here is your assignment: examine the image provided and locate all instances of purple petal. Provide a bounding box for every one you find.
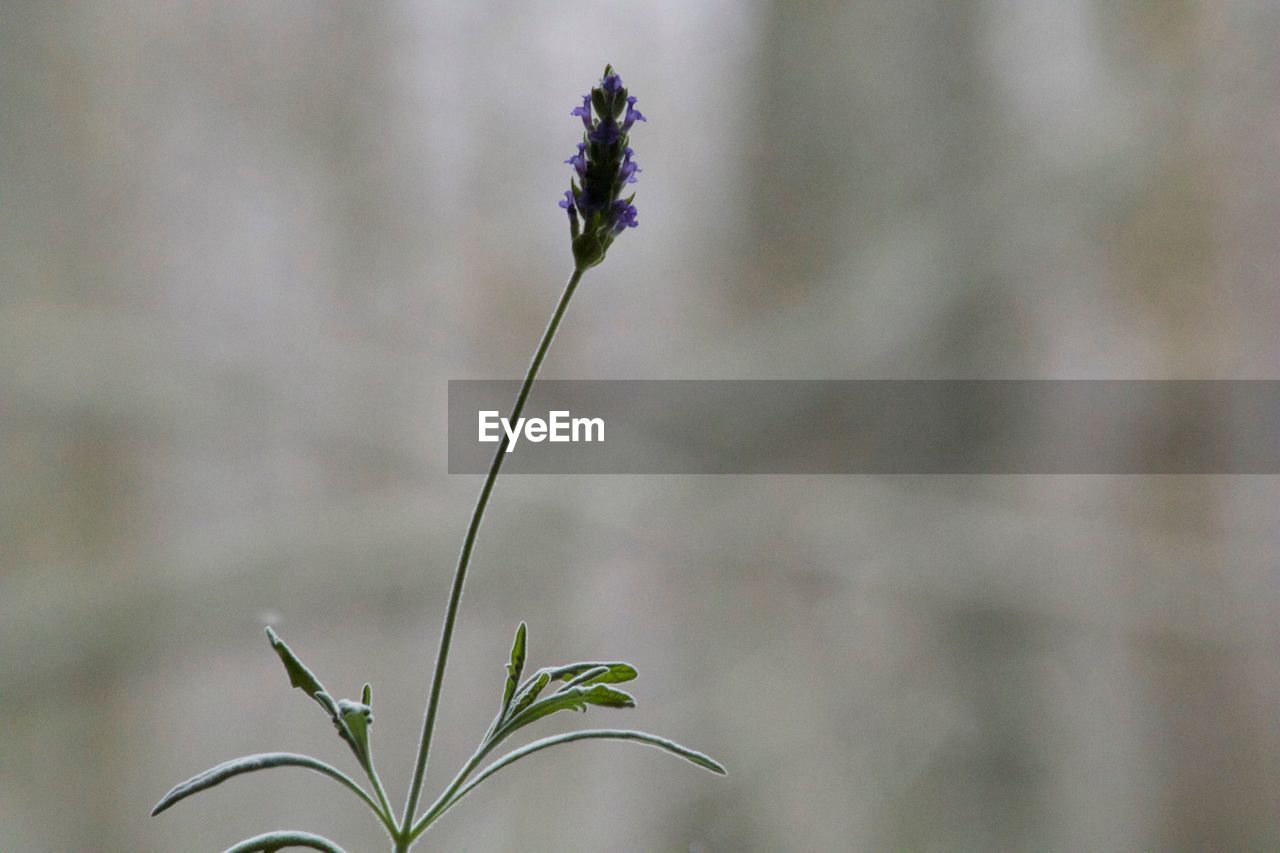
[609,200,639,233]
[619,149,641,184]
[589,121,621,144]
[622,97,647,131]
[564,142,588,178]
[569,94,592,129]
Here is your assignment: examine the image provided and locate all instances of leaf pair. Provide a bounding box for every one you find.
[491,622,637,742]
[151,630,398,843]
[405,622,724,840]
[266,628,375,770]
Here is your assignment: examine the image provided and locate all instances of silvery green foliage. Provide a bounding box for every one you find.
[152,67,723,853]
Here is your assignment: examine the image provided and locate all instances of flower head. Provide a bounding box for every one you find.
[560,65,645,269]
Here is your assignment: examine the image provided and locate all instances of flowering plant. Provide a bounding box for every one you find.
[151,66,723,853]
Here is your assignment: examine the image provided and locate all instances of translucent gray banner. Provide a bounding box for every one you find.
[447,380,1280,474]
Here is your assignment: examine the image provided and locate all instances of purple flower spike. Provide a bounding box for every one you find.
[560,65,645,268]
[570,94,592,129]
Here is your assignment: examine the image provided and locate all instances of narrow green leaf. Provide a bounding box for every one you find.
[507,670,551,720]
[337,699,374,766]
[312,689,341,719]
[263,629,372,767]
[361,683,372,705]
[411,729,726,837]
[509,661,635,713]
[310,690,358,755]
[221,830,348,853]
[504,683,635,733]
[556,665,610,692]
[501,622,528,715]
[151,753,380,820]
[265,628,327,700]
[499,658,635,732]
[546,661,638,686]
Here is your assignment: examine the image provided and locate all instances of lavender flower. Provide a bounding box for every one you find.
[619,147,640,185]
[564,142,587,179]
[610,199,639,233]
[560,64,645,269]
[623,96,646,130]
[570,95,592,130]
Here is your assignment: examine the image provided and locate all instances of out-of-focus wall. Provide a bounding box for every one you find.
[2,2,1277,851]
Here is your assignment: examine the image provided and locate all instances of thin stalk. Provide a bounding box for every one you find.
[400,267,587,836]
[408,736,502,841]
[360,755,397,839]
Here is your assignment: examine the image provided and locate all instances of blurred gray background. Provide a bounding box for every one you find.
[3,2,1279,851]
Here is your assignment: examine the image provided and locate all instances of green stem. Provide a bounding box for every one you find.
[400,267,587,837]
[361,754,397,839]
[409,737,502,841]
